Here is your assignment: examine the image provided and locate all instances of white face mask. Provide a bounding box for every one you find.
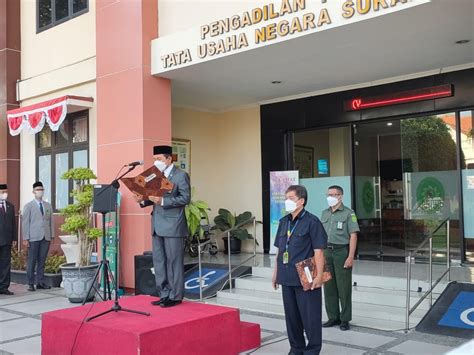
[327,196,339,207]
[0,193,7,200]
[34,191,44,199]
[285,199,298,213]
[154,160,167,172]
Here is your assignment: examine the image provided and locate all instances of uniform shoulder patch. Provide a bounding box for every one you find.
[351,213,358,222]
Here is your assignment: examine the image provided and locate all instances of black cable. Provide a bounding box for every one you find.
[246,336,288,354]
[70,296,98,354]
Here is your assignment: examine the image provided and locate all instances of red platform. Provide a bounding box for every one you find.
[42,295,260,355]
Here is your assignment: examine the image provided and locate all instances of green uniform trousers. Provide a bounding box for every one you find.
[323,246,352,322]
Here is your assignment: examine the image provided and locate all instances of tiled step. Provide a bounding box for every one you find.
[208,296,412,331]
[215,288,426,324]
[234,276,438,310]
[251,267,448,292]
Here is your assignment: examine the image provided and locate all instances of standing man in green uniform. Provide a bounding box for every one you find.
[321,185,359,331]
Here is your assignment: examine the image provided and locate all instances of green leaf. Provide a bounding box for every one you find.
[236,211,252,225]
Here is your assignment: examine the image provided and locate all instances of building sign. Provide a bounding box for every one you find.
[152,0,430,74]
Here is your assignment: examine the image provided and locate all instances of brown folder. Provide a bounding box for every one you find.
[295,257,332,291]
[120,165,174,199]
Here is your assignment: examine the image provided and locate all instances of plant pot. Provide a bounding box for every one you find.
[10,269,62,288]
[222,237,241,255]
[60,263,100,303]
[59,235,80,265]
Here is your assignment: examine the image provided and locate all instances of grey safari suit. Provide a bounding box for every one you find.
[141,165,190,301]
[22,199,54,285]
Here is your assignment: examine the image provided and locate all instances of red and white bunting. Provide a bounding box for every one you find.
[6,96,93,136]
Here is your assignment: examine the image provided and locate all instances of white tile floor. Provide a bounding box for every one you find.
[0,256,471,355]
[387,340,455,355]
[0,318,41,342]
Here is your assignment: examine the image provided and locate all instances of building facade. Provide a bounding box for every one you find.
[2,0,473,288]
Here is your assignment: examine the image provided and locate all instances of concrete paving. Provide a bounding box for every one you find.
[0,282,472,355]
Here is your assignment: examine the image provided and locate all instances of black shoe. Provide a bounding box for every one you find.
[0,290,14,295]
[340,321,350,331]
[160,299,182,308]
[151,297,168,306]
[27,284,36,292]
[36,283,51,289]
[322,319,341,328]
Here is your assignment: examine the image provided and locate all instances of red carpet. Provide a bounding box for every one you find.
[42,295,260,355]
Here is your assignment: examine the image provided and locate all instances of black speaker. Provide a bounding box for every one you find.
[93,184,118,213]
[134,254,158,296]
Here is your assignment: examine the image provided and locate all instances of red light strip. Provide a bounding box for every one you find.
[346,84,453,111]
[357,91,452,109]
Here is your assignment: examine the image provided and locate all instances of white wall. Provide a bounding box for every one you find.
[172,106,263,252]
[158,0,264,37]
[20,0,96,80]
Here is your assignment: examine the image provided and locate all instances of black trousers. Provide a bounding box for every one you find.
[26,239,50,285]
[282,285,322,355]
[0,244,12,292]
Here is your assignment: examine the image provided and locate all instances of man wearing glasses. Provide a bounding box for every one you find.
[320,185,359,331]
[22,181,53,292]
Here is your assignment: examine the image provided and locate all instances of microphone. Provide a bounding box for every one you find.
[124,160,144,167]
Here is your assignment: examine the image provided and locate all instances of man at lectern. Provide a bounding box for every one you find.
[134,145,190,308]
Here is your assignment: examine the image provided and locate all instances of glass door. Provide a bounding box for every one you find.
[354,121,405,260]
[401,113,460,261]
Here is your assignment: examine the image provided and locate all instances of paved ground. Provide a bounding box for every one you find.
[0,283,472,355]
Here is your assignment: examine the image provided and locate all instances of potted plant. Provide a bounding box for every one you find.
[10,244,65,287]
[184,188,216,257]
[213,209,257,254]
[59,167,103,303]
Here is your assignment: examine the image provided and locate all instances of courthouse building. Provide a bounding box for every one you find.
[1,0,473,288]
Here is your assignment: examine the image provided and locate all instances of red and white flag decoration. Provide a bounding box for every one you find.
[6,96,93,136]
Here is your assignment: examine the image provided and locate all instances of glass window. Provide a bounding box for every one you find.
[293,126,352,216]
[73,0,87,13]
[55,120,70,145]
[36,111,89,211]
[73,150,88,168]
[55,153,69,210]
[38,155,52,204]
[55,0,69,21]
[38,0,88,32]
[460,110,474,262]
[38,0,52,29]
[38,126,52,148]
[72,117,88,143]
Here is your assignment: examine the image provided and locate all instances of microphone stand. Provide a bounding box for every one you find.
[84,164,150,322]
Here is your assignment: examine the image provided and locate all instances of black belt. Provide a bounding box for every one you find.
[327,243,349,250]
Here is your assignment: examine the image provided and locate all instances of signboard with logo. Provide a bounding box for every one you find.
[269,171,299,254]
[355,176,378,219]
[404,171,458,220]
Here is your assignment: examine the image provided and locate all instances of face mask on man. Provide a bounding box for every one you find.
[285,199,300,213]
[34,191,44,199]
[0,193,7,200]
[327,196,339,207]
[154,160,167,172]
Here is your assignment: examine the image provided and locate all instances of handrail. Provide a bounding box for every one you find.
[405,218,451,332]
[197,217,258,301]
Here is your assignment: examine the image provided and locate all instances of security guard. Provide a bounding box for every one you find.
[272,185,327,355]
[321,185,359,331]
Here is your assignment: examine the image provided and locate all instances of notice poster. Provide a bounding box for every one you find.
[269,171,299,254]
[172,139,191,175]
